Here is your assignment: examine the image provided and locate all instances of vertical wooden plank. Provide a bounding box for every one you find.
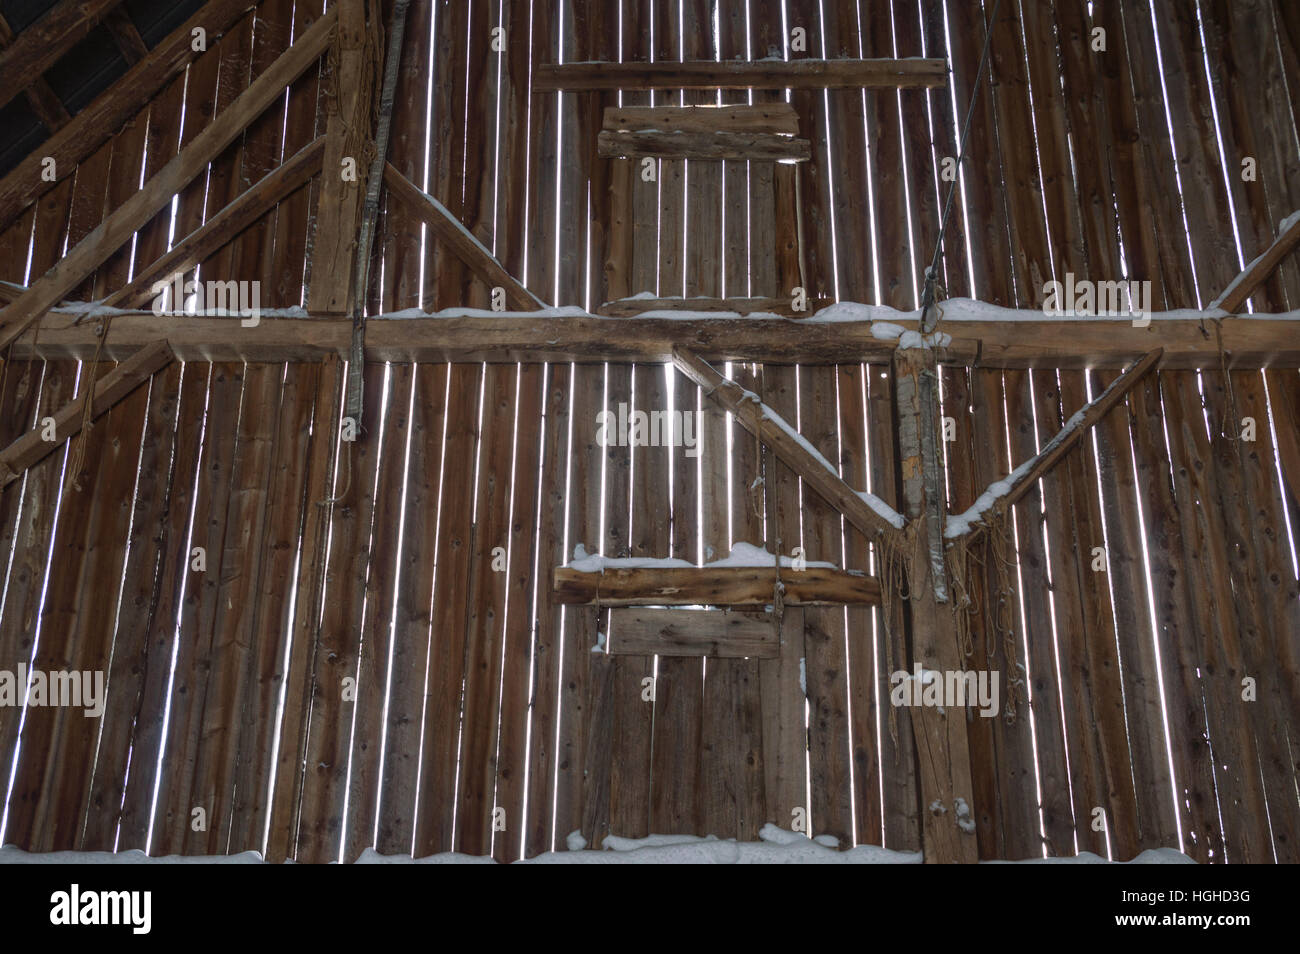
[1160,371,1272,861]
[264,355,343,863]
[797,366,853,845]
[412,362,480,857]
[1090,368,1181,854]
[1126,372,1218,862]
[866,362,917,849]
[455,363,518,856]
[293,365,386,862]
[945,0,1013,306]
[374,362,447,855]
[343,363,415,861]
[524,363,576,855]
[113,363,212,851]
[1001,368,1073,857]
[838,362,883,845]
[1057,371,1139,860]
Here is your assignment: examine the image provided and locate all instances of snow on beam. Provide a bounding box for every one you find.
[1211,210,1300,314]
[672,346,907,542]
[945,349,1162,539]
[0,339,174,489]
[382,163,545,310]
[11,309,1300,368]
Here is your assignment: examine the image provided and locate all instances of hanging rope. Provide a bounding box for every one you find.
[920,0,1004,334]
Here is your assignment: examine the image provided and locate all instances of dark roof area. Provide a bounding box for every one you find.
[0,0,206,177]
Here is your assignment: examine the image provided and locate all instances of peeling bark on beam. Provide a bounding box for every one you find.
[382,163,545,309]
[0,340,173,488]
[956,349,1162,536]
[1212,213,1300,314]
[0,0,256,233]
[673,346,905,542]
[893,345,978,864]
[0,0,123,113]
[553,565,882,606]
[11,314,1300,369]
[0,7,337,352]
[534,58,948,90]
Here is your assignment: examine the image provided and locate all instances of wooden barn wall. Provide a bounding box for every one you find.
[0,0,1297,863]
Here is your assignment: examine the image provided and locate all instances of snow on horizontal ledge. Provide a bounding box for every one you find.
[563,541,851,573]
[42,298,1300,324]
[0,825,1194,864]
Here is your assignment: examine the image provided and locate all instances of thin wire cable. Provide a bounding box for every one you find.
[921,0,1003,332]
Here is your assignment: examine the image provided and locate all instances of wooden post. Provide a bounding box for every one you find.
[308,0,377,313]
[892,344,979,863]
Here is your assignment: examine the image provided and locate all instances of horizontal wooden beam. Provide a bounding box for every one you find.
[608,608,777,658]
[0,7,337,352]
[534,58,948,90]
[0,0,255,233]
[0,339,174,488]
[674,346,906,541]
[382,163,545,310]
[554,565,882,606]
[12,312,1300,368]
[604,103,801,135]
[1212,212,1300,314]
[596,296,833,317]
[0,0,123,114]
[598,129,809,161]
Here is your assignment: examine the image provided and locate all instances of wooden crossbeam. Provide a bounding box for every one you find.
[598,129,810,161]
[112,137,326,311]
[673,346,906,541]
[0,6,337,352]
[534,58,948,90]
[607,608,777,658]
[596,296,832,317]
[0,0,256,233]
[103,5,150,65]
[950,349,1162,538]
[14,313,1300,369]
[382,163,545,310]
[0,12,71,132]
[0,0,123,113]
[553,565,882,606]
[0,340,173,489]
[1212,212,1300,314]
[604,103,801,135]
